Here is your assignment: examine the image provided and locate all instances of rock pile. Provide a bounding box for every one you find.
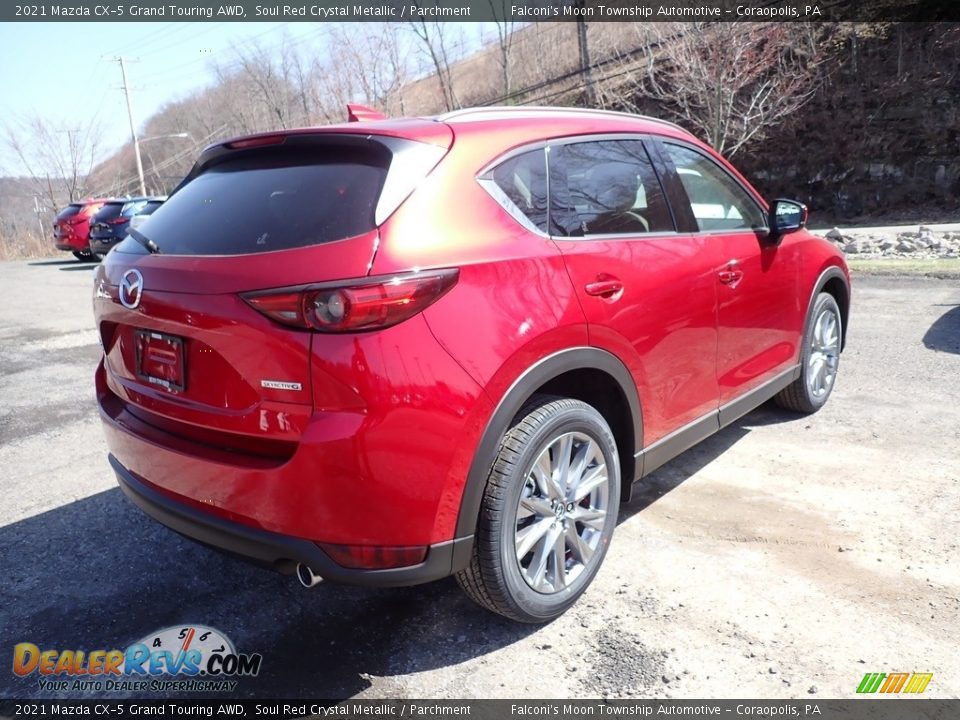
[817,227,960,258]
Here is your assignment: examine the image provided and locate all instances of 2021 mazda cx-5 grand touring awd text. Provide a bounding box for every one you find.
[94,107,850,622]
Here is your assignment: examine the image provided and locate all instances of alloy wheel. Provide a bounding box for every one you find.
[514,432,610,594]
[807,306,840,399]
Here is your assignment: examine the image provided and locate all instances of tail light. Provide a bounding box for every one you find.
[109,217,129,225]
[241,269,458,332]
[318,542,428,570]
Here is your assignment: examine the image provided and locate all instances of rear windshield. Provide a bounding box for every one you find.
[93,203,125,222]
[136,146,389,255]
[56,204,82,220]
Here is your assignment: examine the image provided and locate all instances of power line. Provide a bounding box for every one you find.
[98,124,228,196]
[135,22,303,84]
[109,22,185,57]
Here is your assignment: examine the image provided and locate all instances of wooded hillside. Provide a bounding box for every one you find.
[2,21,957,250]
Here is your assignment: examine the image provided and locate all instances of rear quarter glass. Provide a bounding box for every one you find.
[135,145,389,256]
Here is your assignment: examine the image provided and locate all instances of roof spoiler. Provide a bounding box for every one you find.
[347,104,386,123]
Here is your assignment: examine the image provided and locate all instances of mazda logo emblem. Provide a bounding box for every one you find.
[119,269,144,309]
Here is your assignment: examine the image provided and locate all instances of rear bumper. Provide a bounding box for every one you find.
[89,235,120,254]
[55,239,86,252]
[111,453,473,587]
[94,305,489,547]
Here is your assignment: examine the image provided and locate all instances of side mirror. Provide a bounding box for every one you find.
[768,198,808,240]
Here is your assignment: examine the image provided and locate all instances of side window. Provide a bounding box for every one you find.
[482,148,548,233]
[663,144,766,232]
[549,139,673,237]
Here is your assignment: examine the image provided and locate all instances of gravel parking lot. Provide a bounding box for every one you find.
[0,258,958,700]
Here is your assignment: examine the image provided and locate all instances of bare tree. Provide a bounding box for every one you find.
[223,40,300,130]
[2,112,105,210]
[407,10,462,111]
[325,23,412,115]
[621,23,826,156]
[487,1,517,100]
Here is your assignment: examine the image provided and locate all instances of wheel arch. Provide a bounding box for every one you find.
[810,265,850,350]
[454,347,642,539]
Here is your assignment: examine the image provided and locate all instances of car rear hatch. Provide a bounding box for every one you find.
[54,204,83,236]
[89,201,127,239]
[95,129,451,456]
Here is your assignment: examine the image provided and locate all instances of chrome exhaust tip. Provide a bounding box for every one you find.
[296,563,323,588]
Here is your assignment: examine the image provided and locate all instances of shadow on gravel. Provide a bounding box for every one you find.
[923,304,960,355]
[619,402,798,523]
[0,403,805,700]
[58,264,98,272]
[27,259,78,266]
[0,488,537,701]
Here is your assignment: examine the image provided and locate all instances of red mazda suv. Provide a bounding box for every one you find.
[54,198,110,261]
[94,107,850,622]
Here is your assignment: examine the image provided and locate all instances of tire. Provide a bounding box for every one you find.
[72,250,98,262]
[775,292,842,414]
[456,395,621,623]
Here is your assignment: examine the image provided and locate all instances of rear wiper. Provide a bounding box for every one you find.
[129,228,161,254]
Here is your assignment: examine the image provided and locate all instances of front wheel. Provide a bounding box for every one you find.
[456,396,621,623]
[775,292,842,413]
[72,250,98,262]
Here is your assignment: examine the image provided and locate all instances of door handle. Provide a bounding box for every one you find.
[584,278,623,297]
[718,261,743,286]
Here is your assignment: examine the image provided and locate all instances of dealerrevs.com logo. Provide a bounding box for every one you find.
[12,625,262,693]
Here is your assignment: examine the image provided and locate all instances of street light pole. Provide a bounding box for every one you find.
[138,133,191,195]
[117,56,146,196]
[141,133,191,142]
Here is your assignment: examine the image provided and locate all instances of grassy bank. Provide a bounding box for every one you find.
[0,230,57,261]
[847,257,960,280]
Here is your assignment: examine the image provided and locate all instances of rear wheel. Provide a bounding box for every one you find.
[775,292,842,413]
[456,396,620,623]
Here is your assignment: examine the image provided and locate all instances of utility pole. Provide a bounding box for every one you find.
[116,56,146,196]
[33,195,46,241]
[575,8,594,107]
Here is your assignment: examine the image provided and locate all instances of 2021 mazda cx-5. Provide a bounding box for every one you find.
[54,198,109,261]
[94,107,850,622]
[88,197,153,259]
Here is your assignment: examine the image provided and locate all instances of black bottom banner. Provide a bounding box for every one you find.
[1,700,957,720]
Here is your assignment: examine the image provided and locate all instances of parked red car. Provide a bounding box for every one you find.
[54,198,110,261]
[94,107,850,622]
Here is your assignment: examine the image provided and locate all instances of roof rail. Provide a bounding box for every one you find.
[437,105,688,134]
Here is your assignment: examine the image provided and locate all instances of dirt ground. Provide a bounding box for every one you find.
[0,258,957,700]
